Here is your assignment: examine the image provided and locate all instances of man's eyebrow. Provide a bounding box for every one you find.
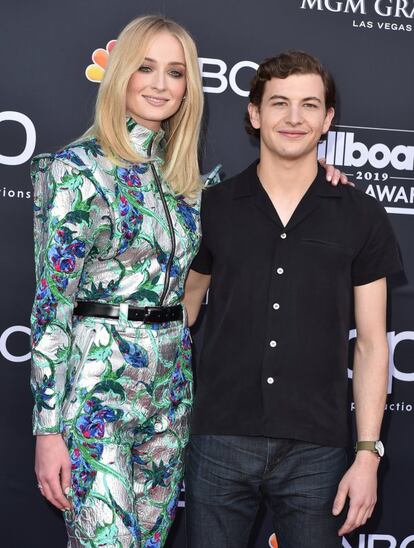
[144,57,186,67]
[267,94,322,102]
[268,95,289,101]
[302,96,322,103]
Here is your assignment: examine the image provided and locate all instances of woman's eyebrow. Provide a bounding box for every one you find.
[144,57,186,67]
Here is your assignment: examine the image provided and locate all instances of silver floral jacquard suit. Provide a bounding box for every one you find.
[30,119,202,547]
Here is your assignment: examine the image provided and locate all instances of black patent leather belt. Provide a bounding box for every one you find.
[74,301,183,323]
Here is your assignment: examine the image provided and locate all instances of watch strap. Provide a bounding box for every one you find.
[355,441,376,452]
[355,441,383,456]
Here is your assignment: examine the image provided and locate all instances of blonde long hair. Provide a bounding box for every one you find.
[90,15,204,197]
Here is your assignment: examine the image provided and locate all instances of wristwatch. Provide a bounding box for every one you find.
[355,440,385,457]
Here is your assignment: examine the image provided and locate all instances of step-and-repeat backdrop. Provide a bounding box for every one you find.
[1,1,413,546]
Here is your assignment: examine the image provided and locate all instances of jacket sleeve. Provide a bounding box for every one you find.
[30,156,99,435]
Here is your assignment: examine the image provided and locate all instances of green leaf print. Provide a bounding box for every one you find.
[61,171,84,191]
[89,343,113,362]
[94,380,126,401]
[143,460,170,488]
[65,210,90,225]
[93,522,119,546]
[129,288,159,303]
[56,346,70,361]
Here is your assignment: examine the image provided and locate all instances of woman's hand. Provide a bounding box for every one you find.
[319,158,355,187]
[35,433,72,511]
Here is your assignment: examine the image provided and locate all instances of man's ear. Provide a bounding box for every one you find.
[248,102,261,130]
[322,107,335,134]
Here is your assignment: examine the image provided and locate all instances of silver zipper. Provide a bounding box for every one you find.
[147,139,176,306]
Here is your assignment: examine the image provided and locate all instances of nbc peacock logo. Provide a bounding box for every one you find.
[85,40,117,82]
[269,533,279,547]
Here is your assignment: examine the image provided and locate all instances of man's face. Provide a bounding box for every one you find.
[248,73,334,162]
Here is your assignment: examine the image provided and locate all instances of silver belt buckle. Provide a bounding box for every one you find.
[143,306,163,323]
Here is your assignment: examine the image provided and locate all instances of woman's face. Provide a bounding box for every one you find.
[126,31,187,132]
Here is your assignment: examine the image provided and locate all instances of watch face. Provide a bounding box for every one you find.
[375,440,385,457]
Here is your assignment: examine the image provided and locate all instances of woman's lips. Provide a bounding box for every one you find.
[142,95,169,107]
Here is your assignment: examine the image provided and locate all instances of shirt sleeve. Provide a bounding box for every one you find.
[190,237,213,274]
[190,191,213,274]
[351,200,403,286]
[30,157,99,435]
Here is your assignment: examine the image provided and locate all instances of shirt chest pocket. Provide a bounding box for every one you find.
[299,237,354,275]
[301,237,353,253]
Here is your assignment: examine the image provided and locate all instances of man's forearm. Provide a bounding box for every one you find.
[353,335,388,442]
[332,335,387,534]
[333,280,389,536]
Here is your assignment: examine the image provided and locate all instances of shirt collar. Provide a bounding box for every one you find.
[233,161,342,200]
[311,165,343,198]
[126,117,165,162]
[232,160,260,198]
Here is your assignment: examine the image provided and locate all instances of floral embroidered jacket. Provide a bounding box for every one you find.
[30,119,202,435]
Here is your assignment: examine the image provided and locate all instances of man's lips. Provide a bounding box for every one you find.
[142,95,169,107]
[277,130,308,138]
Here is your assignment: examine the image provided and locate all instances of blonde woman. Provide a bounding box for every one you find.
[31,15,204,547]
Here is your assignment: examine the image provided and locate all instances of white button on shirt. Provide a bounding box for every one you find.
[280,233,287,239]
[273,303,280,310]
[267,377,275,384]
[269,340,277,347]
[277,267,284,275]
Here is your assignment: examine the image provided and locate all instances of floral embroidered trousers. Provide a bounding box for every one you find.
[61,314,192,548]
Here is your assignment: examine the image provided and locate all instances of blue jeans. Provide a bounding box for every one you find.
[185,435,347,548]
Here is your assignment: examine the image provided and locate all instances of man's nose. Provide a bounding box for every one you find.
[285,105,303,125]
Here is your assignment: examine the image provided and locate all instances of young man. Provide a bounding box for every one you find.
[183,51,402,547]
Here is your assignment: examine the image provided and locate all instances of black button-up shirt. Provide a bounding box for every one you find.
[190,161,402,447]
